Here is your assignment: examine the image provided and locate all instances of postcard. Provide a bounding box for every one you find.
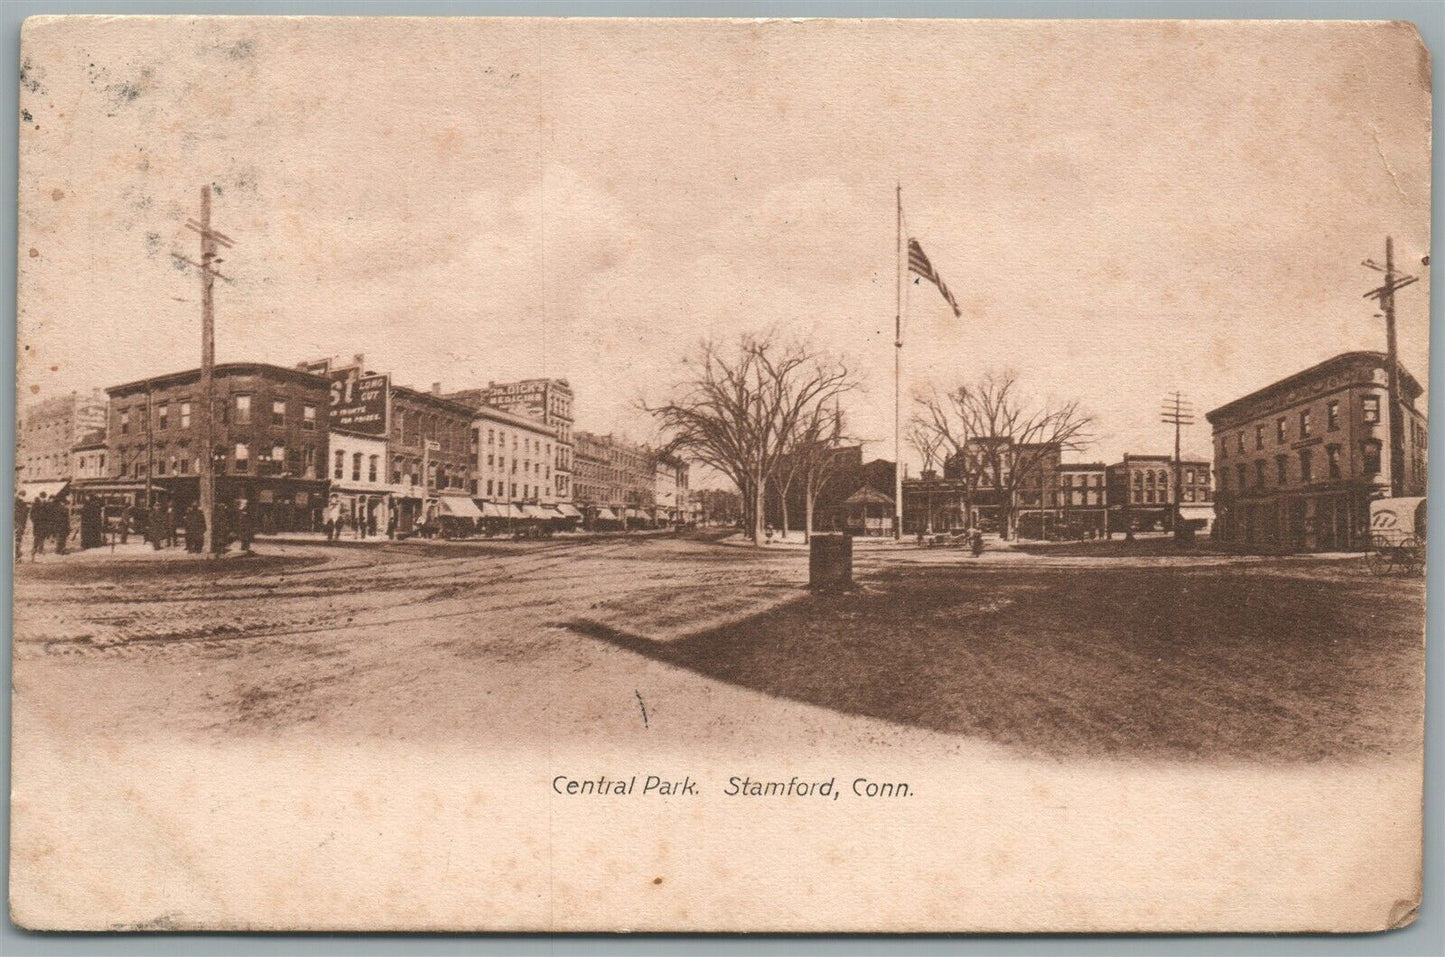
[11,16,1428,931]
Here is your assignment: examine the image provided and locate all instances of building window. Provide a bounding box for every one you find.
[158,404,169,431]
[1255,425,1265,449]
[1276,417,1286,443]
[1236,433,1244,453]
[1327,445,1341,480]
[1254,460,1266,489]
[1327,400,1339,431]
[1361,439,1382,475]
[180,402,191,429]
[1299,408,1311,438]
[392,456,404,484]
[303,448,316,479]
[1275,455,1288,485]
[1298,449,1313,484]
[234,394,251,425]
[1219,440,1227,461]
[334,450,345,480]
[235,443,250,472]
[488,429,495,445]
[272,445,286,471]
[120,409,130,435]
[368,455,379,483]
[1362,395,1381,424]
[302,404,316,431]
[272,400,286,426]
[487,479,493,496]
[352,452,362,482]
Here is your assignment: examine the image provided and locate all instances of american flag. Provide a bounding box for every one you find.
[907,238,962,318]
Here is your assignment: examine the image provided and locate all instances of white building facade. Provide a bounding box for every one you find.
[473,405,559,506]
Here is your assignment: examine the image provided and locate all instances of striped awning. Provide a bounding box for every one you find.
[554,503,582,518]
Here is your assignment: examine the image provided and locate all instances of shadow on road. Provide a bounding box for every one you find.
[569,562,1423,765]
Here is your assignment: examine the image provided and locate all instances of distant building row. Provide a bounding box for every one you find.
[17,357,692,534]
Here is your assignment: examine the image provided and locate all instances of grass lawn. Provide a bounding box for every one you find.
[577,559,1423,764]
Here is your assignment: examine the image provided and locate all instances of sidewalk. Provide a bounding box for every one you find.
[14,539,264,564]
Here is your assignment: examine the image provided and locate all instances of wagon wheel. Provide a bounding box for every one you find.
[1365,548,1391,576]
[1399,537,1425,577]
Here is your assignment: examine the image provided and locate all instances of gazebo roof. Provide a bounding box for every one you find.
[842,485,894,506]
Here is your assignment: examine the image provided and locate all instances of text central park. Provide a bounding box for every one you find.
[550,775,912,799]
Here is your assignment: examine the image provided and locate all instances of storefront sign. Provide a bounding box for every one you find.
[330,369,389,436]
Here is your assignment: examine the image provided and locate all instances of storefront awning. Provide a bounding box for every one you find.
[595,507,620,521]
[554,503,582,518]
[477,500,510,519]
[520,504,552,520]
[438,495,483,519]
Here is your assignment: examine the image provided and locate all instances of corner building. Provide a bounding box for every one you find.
[1206,351,1426,551]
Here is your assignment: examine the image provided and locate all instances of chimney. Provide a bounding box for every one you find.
[431,382,442,395]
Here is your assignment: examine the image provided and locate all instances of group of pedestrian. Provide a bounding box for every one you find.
[13,492,256,560]
[14,491,72,560]
[322,496,383,542]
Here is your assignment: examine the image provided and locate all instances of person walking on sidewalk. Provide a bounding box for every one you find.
[14,491,29,561]
[30,493,49,558]
[184,503,206,554]
[52,496,70,555]
[235,500,255,553]
[147,502,168,551]
[80,495,104,550]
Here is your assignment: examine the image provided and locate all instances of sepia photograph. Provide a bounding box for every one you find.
[9,15,1431,932]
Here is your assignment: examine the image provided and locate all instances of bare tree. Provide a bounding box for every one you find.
[648,334,857,547]
[913,371,1092,539]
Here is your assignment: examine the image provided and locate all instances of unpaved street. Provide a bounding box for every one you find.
[10,535,1425,931]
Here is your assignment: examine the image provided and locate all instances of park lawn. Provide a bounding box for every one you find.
[582,560,1424,764]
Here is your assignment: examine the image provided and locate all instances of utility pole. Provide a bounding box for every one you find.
[175,186,234,555]
[1362,237,1419,498]
[1160,392,1194,539]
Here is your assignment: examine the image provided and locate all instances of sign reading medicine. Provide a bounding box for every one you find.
[330,369,390,436]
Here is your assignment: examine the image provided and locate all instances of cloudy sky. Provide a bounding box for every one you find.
[18,17,1431,475]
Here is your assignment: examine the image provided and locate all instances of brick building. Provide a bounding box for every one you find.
[572,431,669,527]
[1206,351,1425,551]
[18,389,108,485]
[1105,453,1212,534]
[102,363,330,531]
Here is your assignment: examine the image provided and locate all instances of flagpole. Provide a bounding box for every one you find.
[894,183,903,540]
